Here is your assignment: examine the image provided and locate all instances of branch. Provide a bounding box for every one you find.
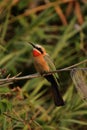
[0,59,87,85]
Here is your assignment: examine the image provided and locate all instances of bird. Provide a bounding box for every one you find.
[29,42,64,106]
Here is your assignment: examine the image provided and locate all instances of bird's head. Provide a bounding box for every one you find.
[28,42,46,57]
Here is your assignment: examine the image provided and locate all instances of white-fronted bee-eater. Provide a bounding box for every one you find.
[29,42,64,106]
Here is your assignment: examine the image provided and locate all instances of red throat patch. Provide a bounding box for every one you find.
[33,49,41,57]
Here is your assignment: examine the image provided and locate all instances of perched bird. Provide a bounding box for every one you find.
[29,42,64,106]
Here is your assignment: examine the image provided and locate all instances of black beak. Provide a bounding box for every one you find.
[28,42,36,48]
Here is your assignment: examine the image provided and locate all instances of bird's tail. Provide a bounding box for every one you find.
[44,75,64,106]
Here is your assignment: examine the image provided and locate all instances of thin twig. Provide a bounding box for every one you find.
[59,59,87,70]
[0,81,13,86]
[0,72,22,85]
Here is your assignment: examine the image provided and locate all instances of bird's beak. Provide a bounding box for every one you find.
[28,42,36,48]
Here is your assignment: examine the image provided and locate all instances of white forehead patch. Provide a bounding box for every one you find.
[35,44,42,48]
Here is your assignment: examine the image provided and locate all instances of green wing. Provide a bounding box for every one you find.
[44,54,63,106]
[44,54,59,83]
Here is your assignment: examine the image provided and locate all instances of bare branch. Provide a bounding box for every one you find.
[0,59,87,85]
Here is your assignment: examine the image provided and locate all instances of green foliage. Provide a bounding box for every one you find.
[0,0,87,130]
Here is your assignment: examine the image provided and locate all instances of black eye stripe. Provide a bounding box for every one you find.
[36,47,43,54]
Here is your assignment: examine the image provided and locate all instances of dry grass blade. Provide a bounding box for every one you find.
[66,1,74,17]
[55,5,68,25]
[71,69,87,100]
[10,0,74,23]
[75,1,84,25]
[3,112,24,123]
[24,0,75,16]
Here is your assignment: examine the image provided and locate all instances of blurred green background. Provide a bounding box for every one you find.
[0,0,87,130]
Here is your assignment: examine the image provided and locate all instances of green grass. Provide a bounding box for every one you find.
[0,0,87,130]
